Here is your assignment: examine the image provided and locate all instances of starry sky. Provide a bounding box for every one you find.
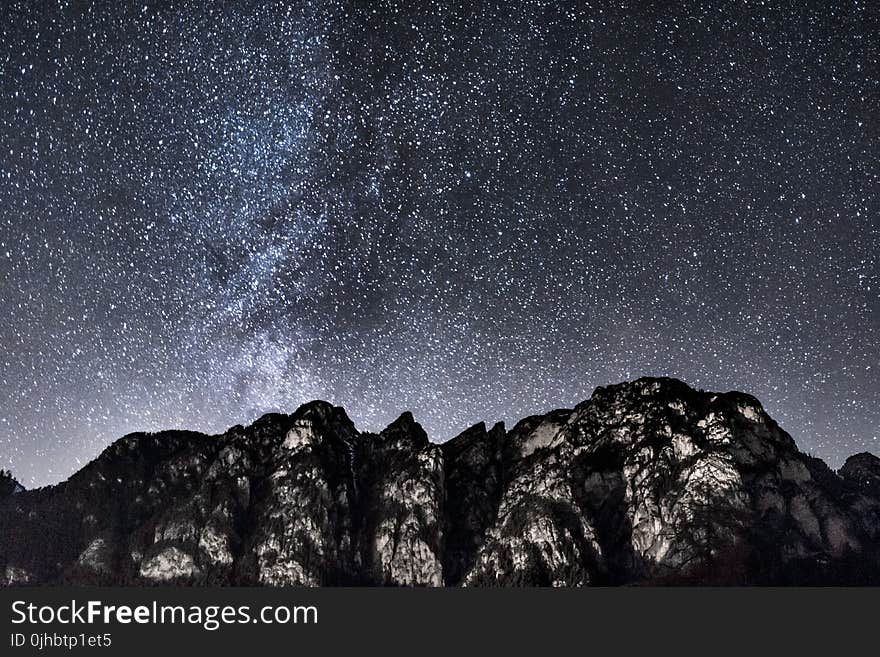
[1,1,878,487]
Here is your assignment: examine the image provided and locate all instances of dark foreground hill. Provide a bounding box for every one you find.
[2,377,879,586]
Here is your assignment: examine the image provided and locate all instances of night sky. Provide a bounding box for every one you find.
[1,1,877,487]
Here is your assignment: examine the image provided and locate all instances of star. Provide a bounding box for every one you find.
[0,2,877,486]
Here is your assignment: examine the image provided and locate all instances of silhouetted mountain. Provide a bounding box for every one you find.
[0,470,24,501]
[840,452,880,497]
[2,378,879,586]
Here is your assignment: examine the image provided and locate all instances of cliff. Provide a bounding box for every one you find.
[2,377,879,585]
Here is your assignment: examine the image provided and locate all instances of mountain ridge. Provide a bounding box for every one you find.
[2,377,879,586]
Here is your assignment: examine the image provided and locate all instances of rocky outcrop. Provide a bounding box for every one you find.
[0,470,23,500]
[840,453,880,497]
[1,377,879,586]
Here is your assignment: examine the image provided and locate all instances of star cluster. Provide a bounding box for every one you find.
[1,1,877,486]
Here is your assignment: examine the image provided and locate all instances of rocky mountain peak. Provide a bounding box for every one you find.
[0,470,23,500]
[291,400,357,437]
[1,377,878,586]
[840,452,880,496]
[379,411,429,448]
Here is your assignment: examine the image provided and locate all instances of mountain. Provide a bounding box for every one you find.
[2,377,879,586]
[0,470,24,500]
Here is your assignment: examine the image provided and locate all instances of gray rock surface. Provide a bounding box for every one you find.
[2,378,878,585]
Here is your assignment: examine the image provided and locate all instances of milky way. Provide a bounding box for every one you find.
[1,1,878,486]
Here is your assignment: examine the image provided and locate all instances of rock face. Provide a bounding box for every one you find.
[840,453,880,498]
[2,378,879,586]
[0,470,24,501]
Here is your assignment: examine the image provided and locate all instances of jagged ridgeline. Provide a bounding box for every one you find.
[0,470,23,499]
[2,378,879,586]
